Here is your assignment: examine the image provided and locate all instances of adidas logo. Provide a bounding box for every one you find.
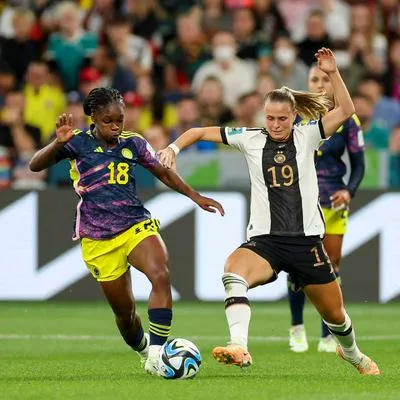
[94,147,103,153]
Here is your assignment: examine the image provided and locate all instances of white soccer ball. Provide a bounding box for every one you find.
[158,338,202,379]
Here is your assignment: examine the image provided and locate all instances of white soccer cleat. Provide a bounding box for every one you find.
[136,332,150,366]
[289,325,309,353]
[144,344,161,376]
[317,335,337,353]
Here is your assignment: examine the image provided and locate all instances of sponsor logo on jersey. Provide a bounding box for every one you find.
[227,127,245,136]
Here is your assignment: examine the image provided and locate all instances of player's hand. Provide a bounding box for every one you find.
[330,189,351,210]
[315,48,337,74]
[157,147,176,169]
[55,113,74,143]
[192,193,225,216]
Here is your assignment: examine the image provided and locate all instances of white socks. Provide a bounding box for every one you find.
[324,312,362,362]
[222,272,251,350]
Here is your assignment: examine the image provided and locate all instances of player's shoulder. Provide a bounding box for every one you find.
[120,130,145,141]
[225,126,263,136]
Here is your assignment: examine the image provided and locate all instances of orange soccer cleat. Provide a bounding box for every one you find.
[212,344,253,368]
[336,345,380,376]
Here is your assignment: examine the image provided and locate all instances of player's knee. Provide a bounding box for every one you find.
[322,308,346,325]
[147,262,171,288]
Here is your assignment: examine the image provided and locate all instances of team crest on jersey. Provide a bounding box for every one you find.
[226,127,245,136]
[121,148,133,159]
[274,151,286,163]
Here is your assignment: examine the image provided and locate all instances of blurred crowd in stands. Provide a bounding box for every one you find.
[0,0,399,189]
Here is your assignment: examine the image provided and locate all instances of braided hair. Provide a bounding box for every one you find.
[83,87,125,116]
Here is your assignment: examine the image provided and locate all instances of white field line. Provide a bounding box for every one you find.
[0,334,399,342]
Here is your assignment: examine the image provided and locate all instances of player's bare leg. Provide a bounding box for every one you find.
[212,248,275,368]
[100,271,149,364]
[318,234,344,352]
[305,281,380,375]
[128,235,172,375]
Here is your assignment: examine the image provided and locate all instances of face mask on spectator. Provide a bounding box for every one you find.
[334,50,351,69]
[213,46,235,62]
[275,48,296,66]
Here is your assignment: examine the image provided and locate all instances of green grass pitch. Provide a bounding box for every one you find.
[1,301,398,400]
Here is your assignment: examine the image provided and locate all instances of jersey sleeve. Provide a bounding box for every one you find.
[296,119,326,151]
[346,114,365,154]
[131,134,160,169]
[220,126,249,152]
[54,131,82,161]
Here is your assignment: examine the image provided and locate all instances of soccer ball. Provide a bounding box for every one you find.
[158,338,202,379]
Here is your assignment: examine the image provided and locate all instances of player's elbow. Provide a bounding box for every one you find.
[29,158,42,172]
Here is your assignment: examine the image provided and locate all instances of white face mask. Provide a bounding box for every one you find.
[334,50,351,69]
[275,48,296,66]
[213,46,235,62]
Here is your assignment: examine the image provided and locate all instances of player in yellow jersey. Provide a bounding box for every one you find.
[29,87,224,376]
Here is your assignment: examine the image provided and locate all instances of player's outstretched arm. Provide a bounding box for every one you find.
[30,113,74,172]
[158,126,222,169]
[316,48,355,136]
[150,163,225,216]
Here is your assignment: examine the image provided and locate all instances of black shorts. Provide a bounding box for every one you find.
[239,235,336,288]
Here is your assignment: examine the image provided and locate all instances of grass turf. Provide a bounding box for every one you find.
[0,302,398,400]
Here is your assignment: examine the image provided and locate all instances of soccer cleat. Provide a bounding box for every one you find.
[144,344,161,376]
[136,332,150,367]
[336,345,380,376]
[317,335,337,353]
[289,325,309,353]
[212,344,253,367]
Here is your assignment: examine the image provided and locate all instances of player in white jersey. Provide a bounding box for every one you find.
[158,48,380,376]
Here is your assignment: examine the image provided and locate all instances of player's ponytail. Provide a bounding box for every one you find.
[264,87,332,120]
[83,87,125,116]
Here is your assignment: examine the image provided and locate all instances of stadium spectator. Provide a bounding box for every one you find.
[348,3,387,75]
[29,86,224,375]
[287,64,365,354]
[104,14,153,77]
[253,0,289,43]
[296,9,334,66]
[164,11,211,94]
[192,30,257,108]
[158,48,380,376]
[0,8,42,85]
[134,74,178,133]
[45,1,99,91]
[269,35,309,91]
[23,61,67,144]
[196,76,233,126]
[0,91,44,189]
[382,36,400,101]
[358,74,400,133]
[200,0,232,40]
[92,42,137,95]
[232,7,272,73]
[228,91,261,127]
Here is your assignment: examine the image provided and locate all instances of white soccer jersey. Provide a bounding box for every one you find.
[221,121,327,239]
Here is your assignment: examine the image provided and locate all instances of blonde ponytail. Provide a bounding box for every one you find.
[264,86,333,120]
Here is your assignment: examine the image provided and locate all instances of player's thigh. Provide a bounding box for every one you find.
[304,280,345,323]
[100,270,136,316]
[225,248,276,288]
[127,234,169,277]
